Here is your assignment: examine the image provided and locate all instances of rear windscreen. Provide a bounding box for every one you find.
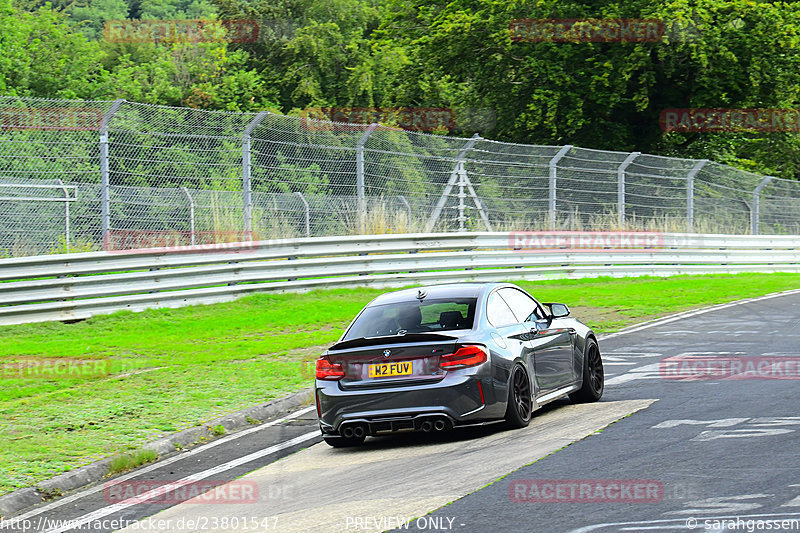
[343,298,477,340]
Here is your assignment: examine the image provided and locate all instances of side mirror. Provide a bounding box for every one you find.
[546,303,570,318]
[531,318,549,335]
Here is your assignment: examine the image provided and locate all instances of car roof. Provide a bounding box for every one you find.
[366,282,512,306]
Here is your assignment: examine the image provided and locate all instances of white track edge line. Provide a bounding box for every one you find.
[5,406,316,522]
[39,431,320,533]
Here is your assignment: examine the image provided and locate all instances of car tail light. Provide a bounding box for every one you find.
[440,345,488,370]
[316,357,345,380]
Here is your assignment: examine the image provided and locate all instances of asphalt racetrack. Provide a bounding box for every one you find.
[3,290,800,533]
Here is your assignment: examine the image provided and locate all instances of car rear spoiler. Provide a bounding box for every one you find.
[329,333,458,351]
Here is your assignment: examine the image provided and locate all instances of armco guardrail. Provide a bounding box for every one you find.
[1,231,800,325]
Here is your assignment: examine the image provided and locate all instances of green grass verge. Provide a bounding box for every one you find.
[1,272,799,496]
[107,448,158,477]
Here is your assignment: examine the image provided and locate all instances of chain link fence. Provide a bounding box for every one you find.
[2,96,800,257]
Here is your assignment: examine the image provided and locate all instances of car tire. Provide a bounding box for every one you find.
[323,435,365,448]
[569,338,604,403]
[504,364,533,428]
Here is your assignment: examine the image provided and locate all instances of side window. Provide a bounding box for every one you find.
[487,291,519,327]
[498,288,545,323]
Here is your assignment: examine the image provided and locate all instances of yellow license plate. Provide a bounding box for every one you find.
[368,361,412,378]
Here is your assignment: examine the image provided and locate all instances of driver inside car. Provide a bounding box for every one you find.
[396,306,423,333]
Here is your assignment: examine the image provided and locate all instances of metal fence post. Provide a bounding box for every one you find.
[752,176,775,235]
[547,145,572,230]
[462,167,494,232]
[242,111,270,238]
[99,99,124,250]
[457,168,467,231]
[57,179,70,252]
[180,187,195,245]
[295,191,310,237]
[397,195,411,228]
[427,133,481,231]
[356,123,379,234]
[685,159,708,233]
[616,152,640,228]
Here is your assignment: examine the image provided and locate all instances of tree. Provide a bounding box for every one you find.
[69,0,129,40]
[105,41,278,110]
[375,0,800,177]
[0,1,109,98]
[213,0,394,109]
[138,0,215,20]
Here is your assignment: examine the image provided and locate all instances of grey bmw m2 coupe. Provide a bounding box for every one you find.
[314,282,603,447]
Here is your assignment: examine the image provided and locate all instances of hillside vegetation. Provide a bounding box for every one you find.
[3,0,800,176]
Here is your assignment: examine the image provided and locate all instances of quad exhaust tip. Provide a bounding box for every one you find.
[341,423,367,439]
[340,417,451,437]
[421,416,451,433]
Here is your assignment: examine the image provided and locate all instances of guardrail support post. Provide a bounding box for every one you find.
[243,111,271,239]
[685,159,708,233]
[180,187,196,245]
[295,191,310,237]
[547,145,572,230]
[752,176,775,235]
[617,152,640,228]
[356,123,379,234]
[99,99,124,250]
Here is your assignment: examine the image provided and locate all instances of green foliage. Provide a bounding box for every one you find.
[273,155,329,194]
[0,3,108,98]
[215,0,395,108]
[138,0,215,20]
[376,0,800,177]
[107,448,158,475]
[4,0,800,177]
[105,42,276,110]
[69,0,129,40]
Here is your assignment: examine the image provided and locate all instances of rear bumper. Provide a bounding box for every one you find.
[330,412,455,437]
[316,370,497,435]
